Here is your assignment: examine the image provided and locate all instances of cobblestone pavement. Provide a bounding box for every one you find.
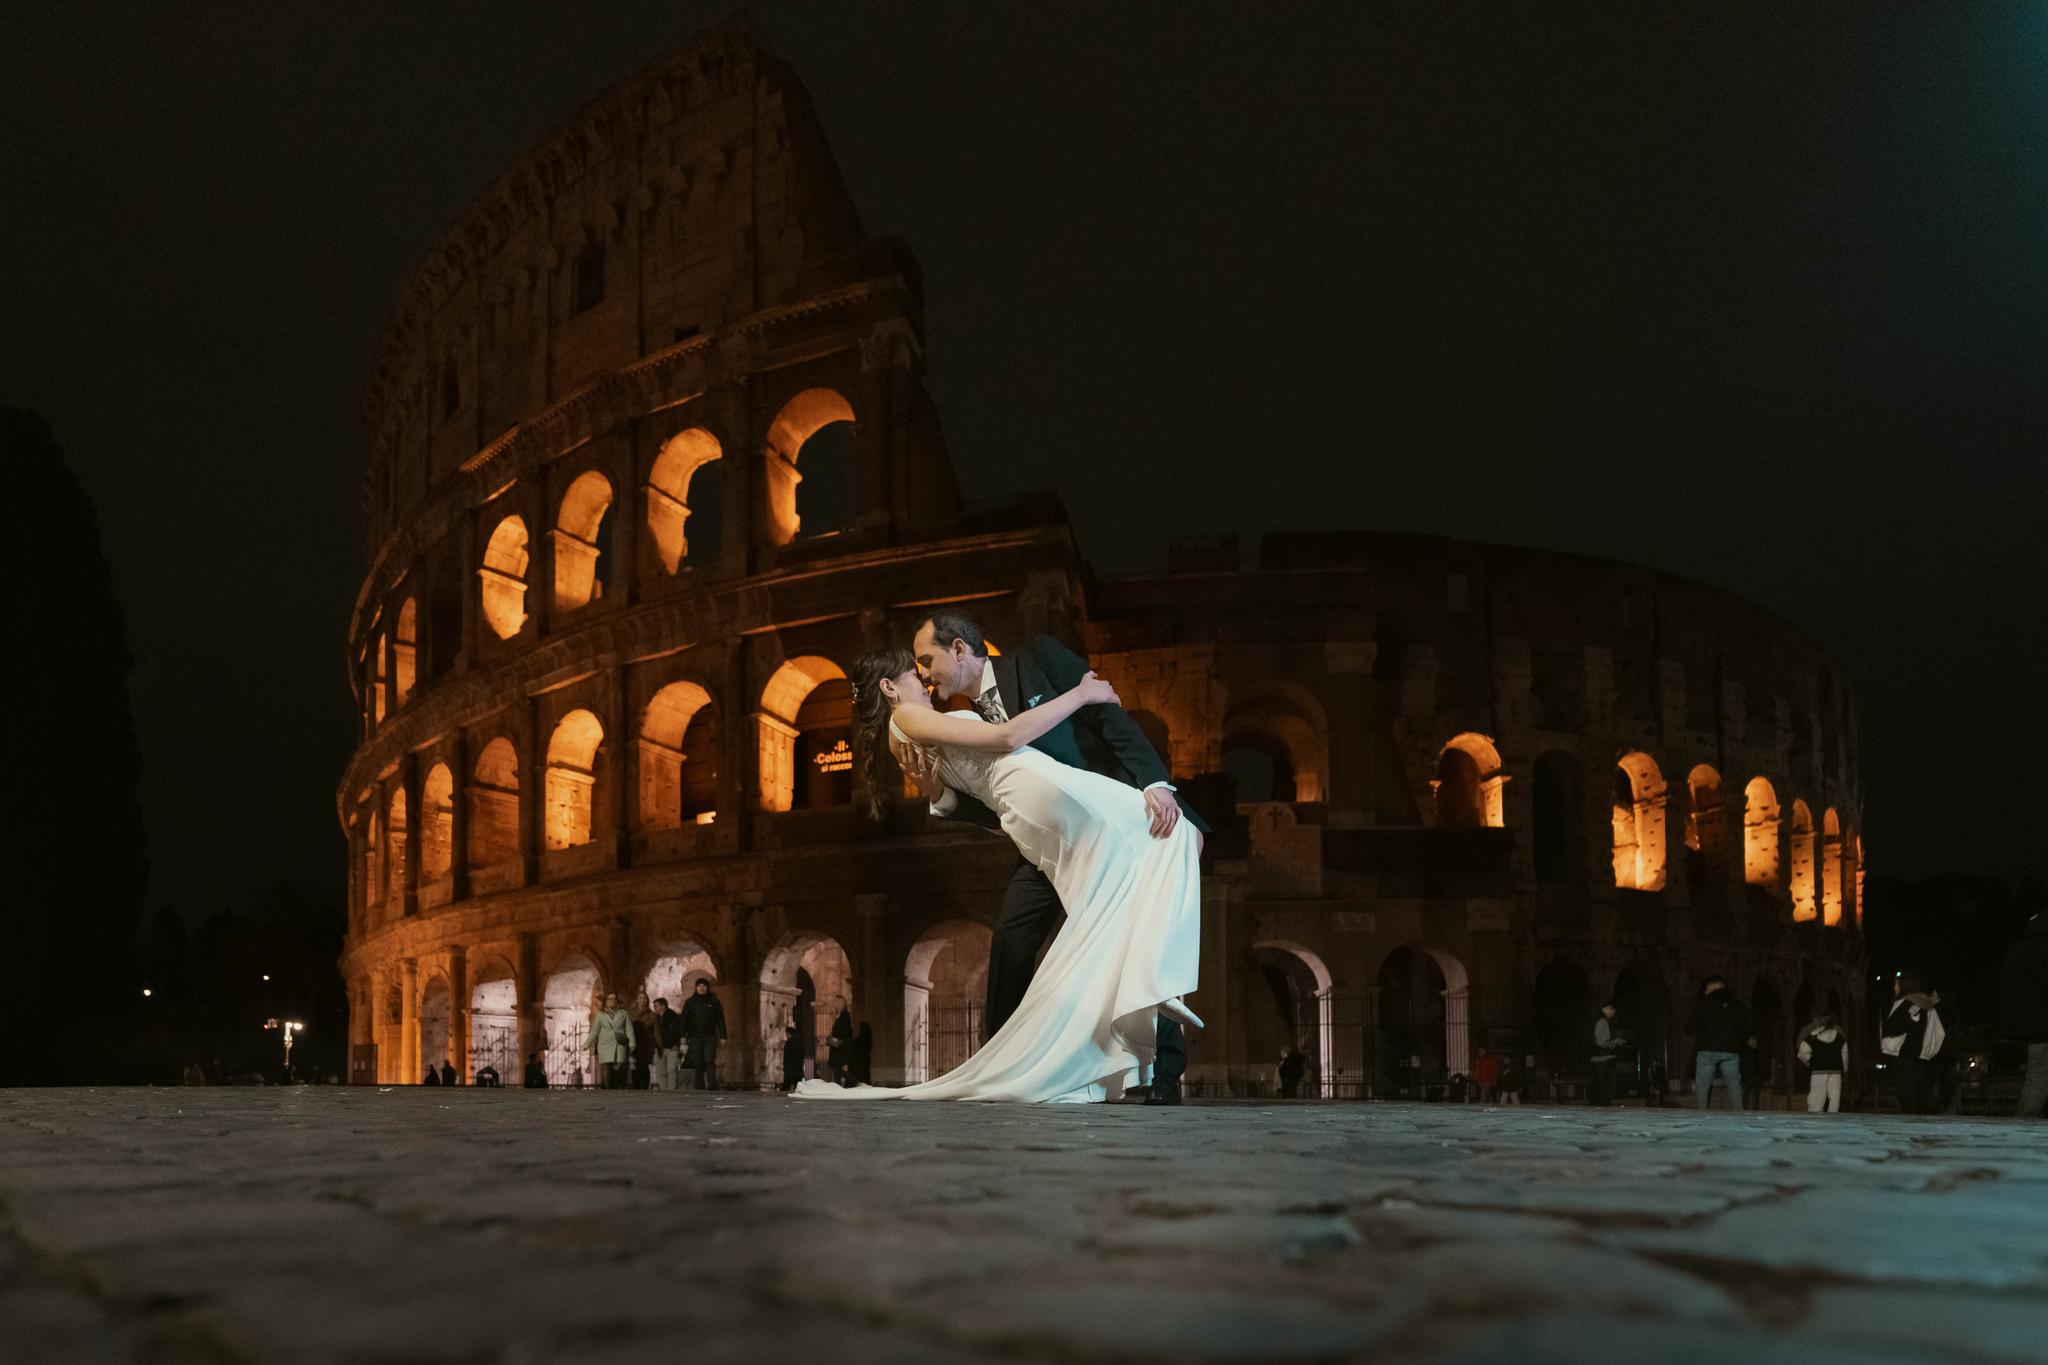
[3,1090,2047,1365]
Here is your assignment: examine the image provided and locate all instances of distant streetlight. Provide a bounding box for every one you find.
[262,974,271,982]
[142,987,152,998]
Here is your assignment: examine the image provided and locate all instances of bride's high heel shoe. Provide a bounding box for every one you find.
[1159,996,1205,1031]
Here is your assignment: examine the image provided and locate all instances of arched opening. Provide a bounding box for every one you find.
[393,598,417,707]
[765,388,857,544]
[1374,945,1469,1096]
[384,789,409,910]
[1612,962,1672,1092]
[363,801,384,919]
[1854,836,1866,927]
[1532,750,1583,883]
[467,737,520,871]
[904,921,992,1084]
[552,471,614,614]
[468,972,519,1085]
[479,516,530,639]
[1434,733,1505,829]
[759,934,853,1088]
[1222,686,1327,804]
[542,954,602,1087]
[756,656,848,812]
[1610,752,1668,891]
[1822,807,1844,926]
[642,939,718,1011]
[1532,957,1596,1084]
[1743,777,1781,890]
[419,763,454,888]
[1684,764,1730,881]
[419,976,451,1080]
[637,682,718,830]
[371,632,388,724]
[1252,941,1337,1098]
[645,428,723,573]
[544,710,605,849]
[1788,800,1817,921]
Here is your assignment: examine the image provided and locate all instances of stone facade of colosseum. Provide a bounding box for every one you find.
[341,21,1866,1102]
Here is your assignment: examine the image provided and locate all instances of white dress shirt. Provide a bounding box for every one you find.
[927,658,1172,816]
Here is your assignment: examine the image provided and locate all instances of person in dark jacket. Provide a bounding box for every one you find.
[1999,910,2048,1118]
[779,1024,805,1092]
[680,979,727,1090]
[1797,1013,1848,1113]
[1881,973,1940,1114]
[439,1060,456,1087]
[828,1001,854,1085]
[1690,976,1754,1110]
[1590,1003,1625,1107]
[522,1052,547,1088]
[844,1022,874,1087]
[422,1066,441,1087]
[650,997,684,1091]
[1278,1049,1307,1099]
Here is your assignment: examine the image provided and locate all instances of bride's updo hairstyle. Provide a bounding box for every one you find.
[851,647,917,819]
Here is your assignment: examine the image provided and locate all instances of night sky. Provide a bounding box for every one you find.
[4,5,2042,925]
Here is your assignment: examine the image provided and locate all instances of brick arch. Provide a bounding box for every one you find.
[763,387,857,545]
[646,427,724,573]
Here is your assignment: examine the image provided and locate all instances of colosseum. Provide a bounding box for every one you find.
[340,21,1867,1104]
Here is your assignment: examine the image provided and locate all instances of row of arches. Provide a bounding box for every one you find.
[353,654,872,924]
[1425,737,1861,925]
[391,921,988,1089]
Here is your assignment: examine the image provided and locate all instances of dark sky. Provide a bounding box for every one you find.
[4,4,2042,921]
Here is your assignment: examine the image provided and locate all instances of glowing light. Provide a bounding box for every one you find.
[811,739,854,774]
[141,988,152,998]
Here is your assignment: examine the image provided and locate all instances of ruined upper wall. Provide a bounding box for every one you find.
[357,19,872,536]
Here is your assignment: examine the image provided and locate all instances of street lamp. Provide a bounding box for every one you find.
[264,1018,308,1080]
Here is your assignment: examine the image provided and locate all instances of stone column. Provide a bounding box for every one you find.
[530,485,556,639]
[399,753,422,919]
[723,642,753,844]
[400,957,420,1085]
[448,945,469,1083]
[609,436,640,608]
[447,728,471,904]
[521,695,545,886]
[608,665,633,869]
[607,918,633,1000]
[1323,643,1377,831]
[857,893,899,1084]
[456,512,478,673]
[516,932,542,1067]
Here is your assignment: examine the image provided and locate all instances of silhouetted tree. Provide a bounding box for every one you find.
[0,407,148,1082]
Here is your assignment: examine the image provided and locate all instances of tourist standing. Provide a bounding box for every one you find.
[828,1000,854,1085]
[1468,1048,1497,1104]
[1881,974,1943,1113]
[630,991,655,1090]
[2000,908,2048,1118]
[651,997,683,1091]
[587,992,635,1089]
[1797,1013,1848,1113]
[523,1052,547,1088]
[1278,1048,1307,1099]
[779,1024,805,1091]
[845,1022,874,1087]
[1690,976,1753,1110]
[681,979,727,1090]
[1589,1002,1624,1107]
[1496,1054,1525,1104]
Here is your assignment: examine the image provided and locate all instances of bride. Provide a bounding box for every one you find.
[793,647,1202,1103]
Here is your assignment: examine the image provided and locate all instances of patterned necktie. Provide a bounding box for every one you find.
[975,689,1008,725]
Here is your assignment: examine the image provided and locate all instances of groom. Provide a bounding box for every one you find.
[908,608,1208,1105]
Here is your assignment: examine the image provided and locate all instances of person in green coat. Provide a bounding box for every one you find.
[587,992,634,1089]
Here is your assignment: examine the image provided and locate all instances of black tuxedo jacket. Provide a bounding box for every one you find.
[939,634,1209,835]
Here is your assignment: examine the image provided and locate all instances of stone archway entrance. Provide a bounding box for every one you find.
[760,934,853,1088]
[1532,957,1596,1085]
[1613,961,1672,1096]
[469,973,518,1084]
[1251,941,1338,1098]
[1375,945,1470,1098]
[904,920,990,1084]
[419,977,452,1082]
[542,955,601,1087]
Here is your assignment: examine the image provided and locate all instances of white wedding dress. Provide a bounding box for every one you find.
[793,712,1201,1103]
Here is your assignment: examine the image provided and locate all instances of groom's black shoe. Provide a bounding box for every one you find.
[1111,1082,1153,1105]
[1144,1078,1183,1107]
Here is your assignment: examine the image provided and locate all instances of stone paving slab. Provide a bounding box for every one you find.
[2,1090,2046,1363]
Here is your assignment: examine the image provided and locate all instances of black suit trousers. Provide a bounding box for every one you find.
[982,859,1184,1082]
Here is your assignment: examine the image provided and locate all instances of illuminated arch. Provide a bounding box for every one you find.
[393,598,417,706]
[1434,733,1506,829]
[638,681,719,829]
[479,516,530,639]
[1788,799,1817,921]
[553,471,614,613]
[419,762,454,886]
[544,710,605,849]
[1222,683,1328,804]
[903,920,993,1084]
[1743,777,1781,890]
[760,931,854,1088]
[646,428,723,573]
[384,787,409,910]
[764,388,856,545]
[1822,807,1844,926]
[1610,752,1668,891]
[756,656,849,812]
[1684,764,1731,880]
[1252,939,1339,1098]
[467,737,520,870]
